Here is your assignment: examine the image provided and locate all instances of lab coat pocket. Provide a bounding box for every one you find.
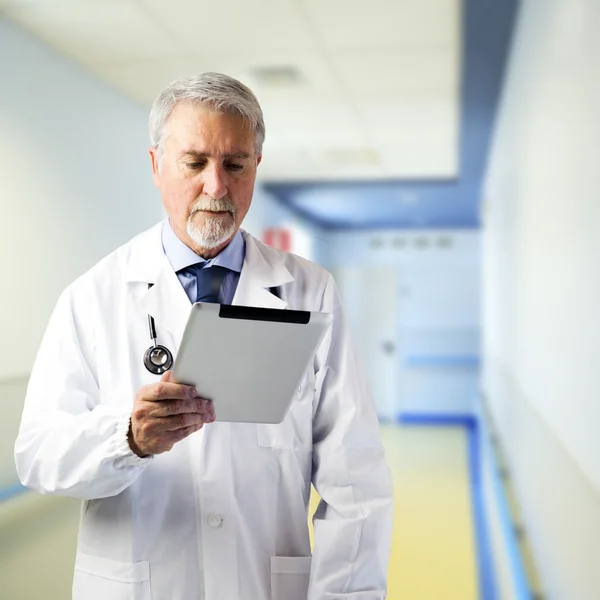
[270,556,311,600]
[73,553,151,600]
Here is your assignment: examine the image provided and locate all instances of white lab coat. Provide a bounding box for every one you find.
[15,222,393,600]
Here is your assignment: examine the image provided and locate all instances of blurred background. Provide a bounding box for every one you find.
[1,0,599,598]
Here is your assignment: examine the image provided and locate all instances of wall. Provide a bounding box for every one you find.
[245,184,328,265]
[328,229,481,418]
[0,18,163,379]
[482,0,600,597]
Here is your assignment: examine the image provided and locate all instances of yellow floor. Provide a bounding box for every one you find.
[0,425,478,599]
[309,424,478,600]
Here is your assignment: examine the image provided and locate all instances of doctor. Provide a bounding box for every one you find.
[15,73,393,600]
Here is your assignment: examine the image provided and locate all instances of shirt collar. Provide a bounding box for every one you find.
[161,219,245,273]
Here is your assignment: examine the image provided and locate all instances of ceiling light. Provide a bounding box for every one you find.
[250,66,304,87]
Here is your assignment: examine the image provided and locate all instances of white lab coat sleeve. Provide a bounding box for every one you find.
[308,274,394,600]
[14,286,152,500]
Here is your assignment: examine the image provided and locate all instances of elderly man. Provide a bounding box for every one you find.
[15,73,393,600]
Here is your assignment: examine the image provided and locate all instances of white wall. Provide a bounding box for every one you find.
[0,18,163,379]
[483,0,600,597]
[329,229,481,417]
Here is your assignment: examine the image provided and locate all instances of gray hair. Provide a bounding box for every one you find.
[149,72,266,158]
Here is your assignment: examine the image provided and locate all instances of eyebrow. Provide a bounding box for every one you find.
[181,150,251,160]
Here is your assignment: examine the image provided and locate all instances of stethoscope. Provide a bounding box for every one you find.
[143,283,281,375]
[143,284,173,375]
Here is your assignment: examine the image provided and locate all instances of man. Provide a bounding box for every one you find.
[15,73,393,600]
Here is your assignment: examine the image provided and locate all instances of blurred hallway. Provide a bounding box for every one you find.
[2,0,600,598]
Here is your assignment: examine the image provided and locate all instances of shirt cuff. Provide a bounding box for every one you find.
[113,413,153,467]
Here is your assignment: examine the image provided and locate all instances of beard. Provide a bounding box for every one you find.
[186,197,237,250]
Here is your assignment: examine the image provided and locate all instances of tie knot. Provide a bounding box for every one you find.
[186,265,230,304]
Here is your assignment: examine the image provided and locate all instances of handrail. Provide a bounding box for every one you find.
[404,355,480,368]
[0,482,27,503]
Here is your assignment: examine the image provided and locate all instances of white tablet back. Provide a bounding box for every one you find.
[172,303,332,423]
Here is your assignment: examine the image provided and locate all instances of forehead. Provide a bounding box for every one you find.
[164,102,255,154]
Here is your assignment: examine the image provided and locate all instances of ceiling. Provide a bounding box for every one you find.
[0,0,461,182]
[266,0,519,228]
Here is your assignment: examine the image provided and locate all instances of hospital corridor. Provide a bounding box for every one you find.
[1,0,599,599]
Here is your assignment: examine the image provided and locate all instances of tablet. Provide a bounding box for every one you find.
[172,303,332,424]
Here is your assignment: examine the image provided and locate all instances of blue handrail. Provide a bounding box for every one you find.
[0,482,27,503]
[404,355,481,368]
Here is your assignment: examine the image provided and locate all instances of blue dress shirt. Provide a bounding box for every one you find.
[161,220,245,305]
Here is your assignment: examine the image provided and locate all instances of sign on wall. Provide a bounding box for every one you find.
[263,227,291,252]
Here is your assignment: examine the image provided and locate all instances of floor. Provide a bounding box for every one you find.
[0,425,478,599]
[378,424,478,599]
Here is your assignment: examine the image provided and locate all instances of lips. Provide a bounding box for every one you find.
[193,209,231,215]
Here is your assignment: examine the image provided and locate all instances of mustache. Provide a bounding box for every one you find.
[190,197,235,215]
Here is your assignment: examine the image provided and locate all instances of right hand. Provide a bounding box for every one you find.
[129,370,215,457]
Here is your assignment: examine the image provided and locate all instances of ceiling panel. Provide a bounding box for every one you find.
[259,94,364,140]
[195,50,341,97]
[0,0,97,5]
[94,59,216,107]
[378,137,457,177]
[95,50,344,109]
[5,2,186,63]
[331,48,458,94]
[356,95,458,137]
[302,0,460,49]
[140,0,314,53]
[3,0,463,184]
[258,142,386,182]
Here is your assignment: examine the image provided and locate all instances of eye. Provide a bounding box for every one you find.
[186,162,205,170]
[225,163,244,172]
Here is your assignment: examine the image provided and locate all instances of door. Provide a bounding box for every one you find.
[332,266,398,421]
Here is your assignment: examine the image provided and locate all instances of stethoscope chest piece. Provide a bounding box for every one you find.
[144,344,173,375]
[143,283,174,375]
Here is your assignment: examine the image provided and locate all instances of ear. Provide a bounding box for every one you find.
[256,153,262,167]
[149,146,161,187]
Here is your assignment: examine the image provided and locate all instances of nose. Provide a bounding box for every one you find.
[202,163,228,200]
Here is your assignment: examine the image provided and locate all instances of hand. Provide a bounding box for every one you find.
[129,370,215,457]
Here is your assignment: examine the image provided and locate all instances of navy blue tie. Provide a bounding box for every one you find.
[189,265,229,304]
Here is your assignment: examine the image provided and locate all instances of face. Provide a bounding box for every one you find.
[150,102,261,258]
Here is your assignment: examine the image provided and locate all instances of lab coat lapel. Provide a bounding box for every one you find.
[233,231,293,309]
[138,259,191,345]
[126,222,191,347]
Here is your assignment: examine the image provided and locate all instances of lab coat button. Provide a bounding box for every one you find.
[208,514,223,528]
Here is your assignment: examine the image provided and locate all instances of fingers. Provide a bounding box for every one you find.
[172,423,204,443]
[162,411,214,432]
[130,371,217,455]
[131,421,204,455]
[144,381,198,402]
[150,397,213,418]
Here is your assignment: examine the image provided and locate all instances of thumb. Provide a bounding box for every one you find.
[160,370,173,383]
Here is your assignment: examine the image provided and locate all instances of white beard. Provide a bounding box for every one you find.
[186,197,237,250]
